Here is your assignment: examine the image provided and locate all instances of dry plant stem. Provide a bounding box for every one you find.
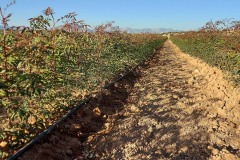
[0,8,8,81]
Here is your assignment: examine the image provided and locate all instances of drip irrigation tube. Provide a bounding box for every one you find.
[8,97,91,160]
[8,45,164,160]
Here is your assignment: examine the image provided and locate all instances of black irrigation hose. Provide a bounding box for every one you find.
[8,97,91,160]
[8,43,165,160]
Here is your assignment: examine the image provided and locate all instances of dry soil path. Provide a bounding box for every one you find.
[20,40,240,160]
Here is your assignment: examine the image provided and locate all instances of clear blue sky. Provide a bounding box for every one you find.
[0,0,240,31]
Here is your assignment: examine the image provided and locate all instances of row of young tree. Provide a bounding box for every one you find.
[0,1,167,158]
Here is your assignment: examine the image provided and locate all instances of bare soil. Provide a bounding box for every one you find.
[19,40,240,160]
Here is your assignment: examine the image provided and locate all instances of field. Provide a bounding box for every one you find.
[1,3,240,160]
[17,36,240,160]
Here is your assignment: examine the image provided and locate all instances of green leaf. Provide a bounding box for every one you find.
[0,89,6,97]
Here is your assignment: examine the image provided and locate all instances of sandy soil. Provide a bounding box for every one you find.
[19,40,240,160]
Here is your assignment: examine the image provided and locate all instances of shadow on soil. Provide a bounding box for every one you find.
[132,105,211,160]
[19,61,143,160]
[83,52,212,160]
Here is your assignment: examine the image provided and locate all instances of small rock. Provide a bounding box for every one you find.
[70,124,81,131]
[172,94,179,99]
[123,112,129,116]
[176,101,184,107]
[194,69,200,73]
[181,146,188,152]
[212,120,219,129]
[130,104,140,112]
[104,123,111,130]
[0,141,7,148]
[223,153,236,160]
[212,149,219,155]
[188,77,195,85]
[87,136,94,142]
[93,107,101,116]
[208,112,217,118]
[166,147,175,153]
[222,148,229,153]
[148,127,153,133]
[216,139,225,146]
